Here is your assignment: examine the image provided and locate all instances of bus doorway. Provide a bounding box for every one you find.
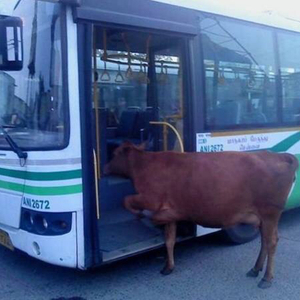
[92,27,192,262]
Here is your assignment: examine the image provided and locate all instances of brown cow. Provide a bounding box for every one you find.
[104,142,299,289]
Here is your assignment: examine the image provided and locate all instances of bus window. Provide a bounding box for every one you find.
[0,2,67,149]
[199,14,277,130]
[277,31,300,125]
[93,28,185,164]
[154,47,184,152]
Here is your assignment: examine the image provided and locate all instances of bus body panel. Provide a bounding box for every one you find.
[0,2,85,268]
[0,186,23,228]
[21,163,83,212]
[0,157,83,267]
[196,226,219,237]
[0,212,77,268]
[0,155,26,228]
[196,129,300,209]
[0,193,22,228]
[66,6,86,269]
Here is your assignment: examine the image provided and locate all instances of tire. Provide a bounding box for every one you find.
[224,224,259,244]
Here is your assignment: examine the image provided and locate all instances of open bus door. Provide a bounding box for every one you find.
[92,27,194,262]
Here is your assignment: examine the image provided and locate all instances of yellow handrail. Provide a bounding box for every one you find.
[150,121,184,153]
[93,26,101,178]
[93,150,100,220]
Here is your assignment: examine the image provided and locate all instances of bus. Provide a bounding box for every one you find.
[0,0,300,269]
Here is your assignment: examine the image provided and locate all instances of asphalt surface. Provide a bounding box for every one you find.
[1,208,300,300]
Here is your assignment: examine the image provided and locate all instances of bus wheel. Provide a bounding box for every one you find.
[224,224,259,244]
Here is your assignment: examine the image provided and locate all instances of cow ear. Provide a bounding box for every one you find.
[136,142,147,151]
[122,141,134,148]
[114,141,132,156]
[121,141,134,154]
[123,145,132,153]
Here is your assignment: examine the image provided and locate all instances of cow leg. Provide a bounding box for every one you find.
[258,220,280,289]
[152,208,181,225]
[124,195,145,218]
[247,225,267,278]
[151,210,178,275]
[161,222,177,275]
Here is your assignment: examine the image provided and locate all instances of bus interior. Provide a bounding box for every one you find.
[92,27,194,261]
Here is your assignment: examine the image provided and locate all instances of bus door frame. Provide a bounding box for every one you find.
[75,1,200,268]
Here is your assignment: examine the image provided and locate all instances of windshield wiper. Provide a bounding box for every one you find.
[0,126,28,160]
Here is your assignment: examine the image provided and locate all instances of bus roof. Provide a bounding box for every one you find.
[152,0,300,33]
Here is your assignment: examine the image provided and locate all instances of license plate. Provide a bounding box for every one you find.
[0,229,14,251]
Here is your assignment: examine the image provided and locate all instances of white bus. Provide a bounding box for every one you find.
[0,0,300,269]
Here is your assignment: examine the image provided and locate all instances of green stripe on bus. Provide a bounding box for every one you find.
[270,132,300,152]
[0,168,82,181]
[0,180,82,196]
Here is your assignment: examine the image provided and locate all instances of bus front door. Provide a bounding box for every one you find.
[93,27,191,262]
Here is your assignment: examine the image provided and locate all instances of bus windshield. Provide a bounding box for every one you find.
[0,0,67,150]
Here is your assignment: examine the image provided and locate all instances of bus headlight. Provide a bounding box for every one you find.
[20,208,72,236]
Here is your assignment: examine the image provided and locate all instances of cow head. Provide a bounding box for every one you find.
[104,142,145,177]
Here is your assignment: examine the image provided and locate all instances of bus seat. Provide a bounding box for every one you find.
[132,109,154,142]
[240,111,267,124]
[107,110,139,160]
[116,110,139,138]
[107,108,155,161]
[214,100,241,126]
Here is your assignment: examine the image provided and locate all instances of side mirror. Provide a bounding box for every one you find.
[0,15,23,71]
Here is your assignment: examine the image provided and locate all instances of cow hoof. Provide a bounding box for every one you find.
[246,268,259,278]
[258,278,272,289]
[160,266,173,275]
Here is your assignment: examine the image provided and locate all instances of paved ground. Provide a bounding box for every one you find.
[1,208,300,300]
